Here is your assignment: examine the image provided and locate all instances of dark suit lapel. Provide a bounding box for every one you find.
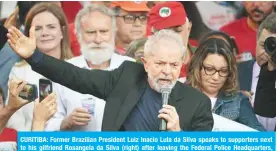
[115,76,147,128]
[168,84,183,112]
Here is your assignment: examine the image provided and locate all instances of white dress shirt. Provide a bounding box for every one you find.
[45,54,134,131]
[209,97,217,110]
[250,61,260,104]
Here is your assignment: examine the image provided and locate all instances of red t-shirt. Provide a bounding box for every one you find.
[179,64,188,78]
[115,46,126,55]
[61,2,82,24]
[220,17,256,57]
[0,128,17,142]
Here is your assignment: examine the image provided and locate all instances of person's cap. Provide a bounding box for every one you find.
[148,2,187,30]
[110,1,149,12]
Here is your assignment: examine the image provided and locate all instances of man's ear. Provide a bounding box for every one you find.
[188,21,192,34]
[151,27,158,34]
[141,57,148,72]
[141,57,147,65]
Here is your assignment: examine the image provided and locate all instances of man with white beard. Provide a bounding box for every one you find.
[45,4,134,131]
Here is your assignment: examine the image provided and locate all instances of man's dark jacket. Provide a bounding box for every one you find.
[27,51,214,131]
[238,60,255,91]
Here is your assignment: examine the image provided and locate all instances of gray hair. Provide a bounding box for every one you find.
[144,29,186,58]
[74,4,117,42]
[257,12,276,39]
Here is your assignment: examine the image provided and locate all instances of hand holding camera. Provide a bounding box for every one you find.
[7,78,32,111]
[264,36,276,71]
[33,93,57,126]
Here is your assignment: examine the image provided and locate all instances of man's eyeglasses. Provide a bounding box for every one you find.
[202,64,230,77]
[117,14,147,24]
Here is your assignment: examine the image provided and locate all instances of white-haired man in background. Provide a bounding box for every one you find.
[45,4,134,131]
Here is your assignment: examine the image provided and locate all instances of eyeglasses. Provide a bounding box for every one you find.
[202,64,230,77]
[117,14,147,24]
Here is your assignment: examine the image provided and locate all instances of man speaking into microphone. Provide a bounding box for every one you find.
[7,18,213,131]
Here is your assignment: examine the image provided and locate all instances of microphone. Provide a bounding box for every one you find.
[159,87,171,131]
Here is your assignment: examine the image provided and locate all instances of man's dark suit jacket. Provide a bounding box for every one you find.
[238,60,255,91]
[27,51,214,131]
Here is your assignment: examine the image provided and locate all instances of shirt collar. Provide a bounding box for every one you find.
[75,55,90,69]
[253,61,261,78]
[78,53,121,70]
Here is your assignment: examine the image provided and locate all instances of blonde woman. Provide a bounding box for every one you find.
[6,3,72,131]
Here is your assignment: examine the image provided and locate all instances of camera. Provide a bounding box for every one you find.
[19,84,37,101]
[264,36,276,64]
[39,79,52,102]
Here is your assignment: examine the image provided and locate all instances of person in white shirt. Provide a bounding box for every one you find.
[45,4,134,131]
[6,3,73,131]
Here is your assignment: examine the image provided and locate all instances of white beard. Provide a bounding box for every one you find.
[80,42,115,65]
[147,72,176,93]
